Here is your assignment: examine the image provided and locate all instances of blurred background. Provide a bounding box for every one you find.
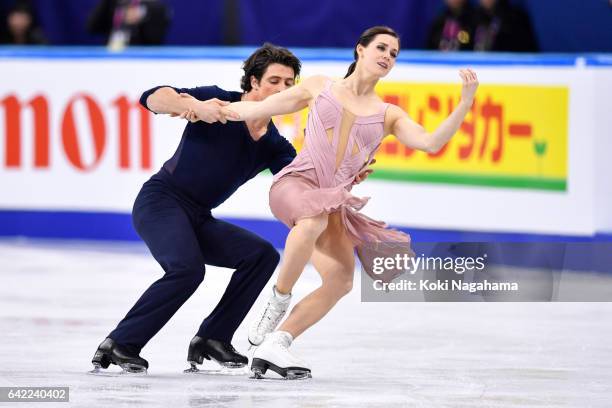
[0,0,611,51]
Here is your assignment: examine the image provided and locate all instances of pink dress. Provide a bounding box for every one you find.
[269,80,412,278]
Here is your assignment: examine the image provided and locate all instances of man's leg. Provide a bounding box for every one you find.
[195,216,280,343]
[108,189,205,352]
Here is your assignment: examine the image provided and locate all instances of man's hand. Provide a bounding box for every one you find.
[353,159,376,185]
[171,93,239,124]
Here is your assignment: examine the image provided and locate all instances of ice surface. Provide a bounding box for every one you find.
[1,239,611,407]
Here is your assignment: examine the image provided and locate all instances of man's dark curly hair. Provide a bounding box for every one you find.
[240,43,301,92]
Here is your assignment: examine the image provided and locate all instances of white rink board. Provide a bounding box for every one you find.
[1,53,611,235]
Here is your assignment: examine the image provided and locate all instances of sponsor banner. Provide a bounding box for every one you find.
[0,51,610,236]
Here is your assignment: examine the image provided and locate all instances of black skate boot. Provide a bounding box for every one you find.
[91,338,149,374]
[184,336,247,373]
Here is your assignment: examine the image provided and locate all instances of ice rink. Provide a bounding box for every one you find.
[1,239,611,407]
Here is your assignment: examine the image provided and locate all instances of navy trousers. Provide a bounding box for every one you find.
[109,176,280,351]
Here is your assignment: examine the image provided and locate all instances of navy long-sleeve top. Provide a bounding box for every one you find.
[140,85,297,209]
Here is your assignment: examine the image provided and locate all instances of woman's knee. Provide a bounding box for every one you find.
[338,276,353,296]
[323,270,354,298]
[296,214,328,238]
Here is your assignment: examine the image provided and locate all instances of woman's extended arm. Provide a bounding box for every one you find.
[226,75,327,121]
[388,69,479,153]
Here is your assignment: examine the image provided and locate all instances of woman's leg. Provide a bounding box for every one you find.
[278,212,355,338]
[275,212,329,294]
[247,212,328,346]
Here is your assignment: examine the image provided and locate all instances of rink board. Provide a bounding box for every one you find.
[0,48,611,239]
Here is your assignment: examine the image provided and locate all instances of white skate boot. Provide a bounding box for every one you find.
[251,331,311,380]
[248,286,291,346]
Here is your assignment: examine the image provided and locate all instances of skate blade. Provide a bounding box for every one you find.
[88,372,112,376]
[249,373,311,381]
[88,362,114,376]
[88,364,106,375]
[87,362,147,376]
[250,368,265,379]
[184,362,248,376]
[250,367,312,381]
[88,369,135,377]
[88,367,132,377]
[286,370,312,380]
[119,363,147,375]
[184,363,200,374]
[250,358,311,380]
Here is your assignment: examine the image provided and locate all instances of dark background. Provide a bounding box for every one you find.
[0,0,610,52]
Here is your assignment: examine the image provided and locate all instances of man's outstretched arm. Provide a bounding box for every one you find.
[140,85,237,124]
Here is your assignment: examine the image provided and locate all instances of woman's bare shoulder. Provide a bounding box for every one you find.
[298,75,331,103]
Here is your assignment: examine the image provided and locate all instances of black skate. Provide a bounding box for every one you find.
[250,358,312,380]
[90,338,148,374]
[184,336,248,373]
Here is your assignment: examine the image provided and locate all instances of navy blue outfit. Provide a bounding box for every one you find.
[108,85,296,351]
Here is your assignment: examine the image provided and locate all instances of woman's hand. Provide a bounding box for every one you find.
[352,159,376,185]
[459,68,479,107]
[171,93,239,124]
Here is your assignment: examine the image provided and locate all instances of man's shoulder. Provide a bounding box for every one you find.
[193,85,241,102]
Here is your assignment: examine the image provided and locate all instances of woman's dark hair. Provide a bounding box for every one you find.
[344,26,400,78]
[240,43,301,92]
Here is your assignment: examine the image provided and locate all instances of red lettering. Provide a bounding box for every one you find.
[1,94,50,168]
[139,104,151,169]
[61,94,106,171]
[114,95,131,169]
[480,96,504,163]
[384,140,398,155]
[383,94,400,105]
[112,95,152,169]
[508,123,532,138]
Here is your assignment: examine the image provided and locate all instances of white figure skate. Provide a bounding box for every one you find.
[250,331,311,380]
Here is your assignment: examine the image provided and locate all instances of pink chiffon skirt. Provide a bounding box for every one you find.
[270,168,411,245]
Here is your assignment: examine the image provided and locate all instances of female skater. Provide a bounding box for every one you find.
[226,26,479,379]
